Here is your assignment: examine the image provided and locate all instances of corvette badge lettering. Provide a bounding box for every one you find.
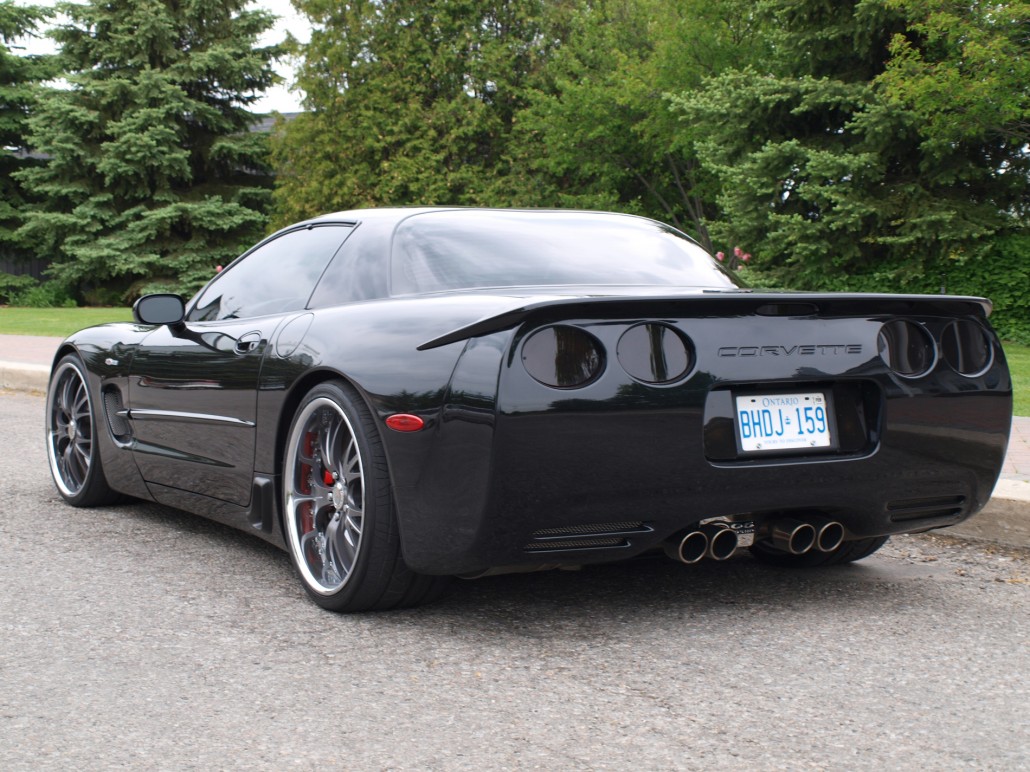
[718,344,862,357]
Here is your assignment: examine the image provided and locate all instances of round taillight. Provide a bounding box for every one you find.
[521,325,604,388]
[616,323,693,384]
[941,319,992,377]
[878,320,936,378]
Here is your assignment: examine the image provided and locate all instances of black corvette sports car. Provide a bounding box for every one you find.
[46,208,1012,611]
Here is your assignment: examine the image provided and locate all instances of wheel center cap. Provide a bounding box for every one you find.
[332,482,346,510]
[67,421,77,440]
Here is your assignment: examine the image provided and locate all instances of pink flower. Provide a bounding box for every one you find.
[215,265,223,273]
[716,251,725,261]
[742,253,751,262]
[733,246,743,257]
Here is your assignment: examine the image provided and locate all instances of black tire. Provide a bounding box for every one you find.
[45,354,120,507]
[281,380,449,612]
[750,535,889,568]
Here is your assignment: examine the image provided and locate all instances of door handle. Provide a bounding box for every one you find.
[234,331,264,355]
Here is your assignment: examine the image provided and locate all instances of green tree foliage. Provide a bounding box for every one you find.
[510,0,767,251]
[0,1,54,253]
[223,0,1030,343]
[674,0,1028,292]
[16,0,281,296]
[271,0,557,225]
[943,232,1030,344]
[878,0,1030,343]
[880,0,1029,154]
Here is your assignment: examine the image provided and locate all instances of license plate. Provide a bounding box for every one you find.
[734,392,833,453]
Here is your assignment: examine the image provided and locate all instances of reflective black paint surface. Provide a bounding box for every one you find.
[50,208,1013,575]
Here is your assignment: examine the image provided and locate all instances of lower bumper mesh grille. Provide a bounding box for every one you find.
[524,537,626,551]
[524,521,651,552]
[886,495,966,522]
[532,521,646,537]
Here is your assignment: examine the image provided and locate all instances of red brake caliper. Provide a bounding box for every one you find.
[299,431,316,534]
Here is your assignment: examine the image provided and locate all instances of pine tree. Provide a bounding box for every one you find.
[0,1,54,255]
[674,0,1026,292]
[17,0,280,297]
[878,0,1029,219]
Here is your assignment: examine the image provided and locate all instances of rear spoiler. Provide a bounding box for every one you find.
[416,292,992,351]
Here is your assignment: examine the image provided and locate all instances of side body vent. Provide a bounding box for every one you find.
[102,387,132,443]
[886,495,966,522]
[524,521,652,552]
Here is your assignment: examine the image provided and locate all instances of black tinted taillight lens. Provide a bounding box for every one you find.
[941,319,992,376]
[616,323,693,384]
[521,325,604,388]
[878,320,936,377]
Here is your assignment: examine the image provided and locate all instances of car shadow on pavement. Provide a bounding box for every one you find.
[96,497,931,631]
[403,555,913,637]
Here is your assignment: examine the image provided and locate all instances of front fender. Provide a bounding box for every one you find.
[55,323,155,500]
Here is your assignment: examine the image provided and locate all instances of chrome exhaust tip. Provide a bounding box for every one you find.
[664,530,708,564]
[702,523,739,561]
[812,518,846,552]
[767,519,817,555]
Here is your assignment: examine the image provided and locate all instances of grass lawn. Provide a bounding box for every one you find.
[1004,342,1030,418]
[1,306,1027,415]
[0,306,133,337]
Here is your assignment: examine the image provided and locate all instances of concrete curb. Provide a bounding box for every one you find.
[949,478,1030,550]
[0,361,49,393]
[0,361,1026,550]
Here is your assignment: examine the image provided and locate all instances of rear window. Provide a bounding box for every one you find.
[390,210,742,295]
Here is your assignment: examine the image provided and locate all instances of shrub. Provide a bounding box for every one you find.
[745,231,1030,345]
[9,279,77,308]
[942,232,1030,345]
[0,273,37,305]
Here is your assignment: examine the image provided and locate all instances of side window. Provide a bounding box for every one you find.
[307,221,388,306]
[188,225,352,322]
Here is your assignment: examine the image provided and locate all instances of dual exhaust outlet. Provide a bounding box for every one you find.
[665,517,845,564]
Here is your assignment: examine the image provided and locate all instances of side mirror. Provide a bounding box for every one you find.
[133,294,186,326]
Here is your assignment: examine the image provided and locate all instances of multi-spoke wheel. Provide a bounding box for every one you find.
[282,381,448,611]
[45,354,118,506]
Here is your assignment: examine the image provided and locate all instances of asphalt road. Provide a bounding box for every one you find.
[2,390,1028,770]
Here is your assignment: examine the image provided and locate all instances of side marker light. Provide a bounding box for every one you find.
[385,414,425,432]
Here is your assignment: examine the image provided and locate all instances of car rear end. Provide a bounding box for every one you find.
[412,292,1011,574]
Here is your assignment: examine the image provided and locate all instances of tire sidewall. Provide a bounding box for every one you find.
[46,353,108,506]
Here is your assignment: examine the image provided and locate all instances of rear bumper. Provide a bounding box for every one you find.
[396,310,1012,575]
[403,409,1008,574]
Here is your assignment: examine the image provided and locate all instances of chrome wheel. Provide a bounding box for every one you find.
[46,359,95,498]
[282,381,449,612]
[284,396,365,595]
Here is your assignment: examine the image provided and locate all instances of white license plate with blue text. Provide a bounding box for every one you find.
[734,392,833,453]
